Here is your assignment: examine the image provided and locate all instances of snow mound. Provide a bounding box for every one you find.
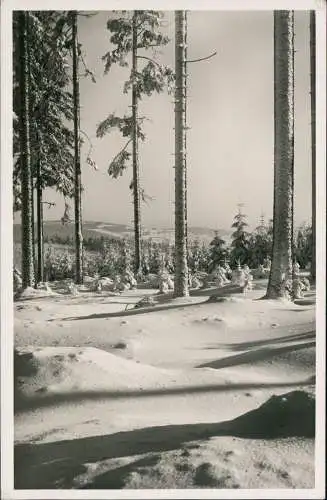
[14,346,170,398]
[228,390,315,438]
[15,286,57,301]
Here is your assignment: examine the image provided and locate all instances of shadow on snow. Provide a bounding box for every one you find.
[197,340,315,369]
[206,330,315,352]
[15,389,315,489]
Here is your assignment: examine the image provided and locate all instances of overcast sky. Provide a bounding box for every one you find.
[41,10,312,231]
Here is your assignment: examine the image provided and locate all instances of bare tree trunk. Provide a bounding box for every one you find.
[36,144,44,284]
[310,11,316,283]
[31,178,37,287]
[27,31,37,288]
[132,12,142,274]
[72,11,83,284]
[184,17,188,254]
[266,11,295,299]
[174,10,189,297]
[19,11,35,289]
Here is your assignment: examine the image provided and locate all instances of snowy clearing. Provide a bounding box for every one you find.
[14,283,316,490]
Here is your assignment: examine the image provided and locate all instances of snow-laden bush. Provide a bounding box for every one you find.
[36,282,52,292]
[13,268,22,293]
[301,277,311,291]
[134,295,157,308]
[252,265,270,279]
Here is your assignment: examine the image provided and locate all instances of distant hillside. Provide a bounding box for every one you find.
[13,221,231,244]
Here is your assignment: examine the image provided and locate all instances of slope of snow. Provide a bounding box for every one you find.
[13,284,316,491]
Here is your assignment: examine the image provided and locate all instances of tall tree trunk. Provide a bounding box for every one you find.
[27,29,37,288]
[184,17,188,254]
[19,11,35,289]
[266,11,295,299]
[310,11,316,282]
[31,178,36,287]
[36,141,44,284]
[72,11,83,284]
[132,12,142,274]
[174,10,189,297]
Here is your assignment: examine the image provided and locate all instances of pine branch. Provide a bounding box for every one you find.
[79,48,96,83]
[136,55,161,68]
[186,51,217,64]
[108,139,132,178]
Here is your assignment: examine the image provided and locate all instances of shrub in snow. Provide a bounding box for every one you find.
[135,269,144,282]
[166,276,174,290]
[213,266,230,288]
[263,257,271,270]
[207,295,229,303]
[243,273,254,292]
[134,295,157,308]
[15,286,56,300]
[301,277,311,291]
[91,280,103,292]
[241,265,254,292]
[13,268,22,292]
[280,274,293,300]
[195,271,208,281]
[159,280,169,294]
[97,277,114,291]
[293,277,305,299]
[202,266,227,288]
[44,247,74,281]
[14,286,35,300]
[112,276,124,292]
[202,274,212,289]
[252,265,270,279]
[123,270,137,288]
[142,273,161,289]
[293,261,301,276]
[189,275,201,289]
[66,282,79,295]
[36,282,52,292]
[158,270,174,293]
[231,262,246,287]
[83,275,97,284]
[224,263,232,279]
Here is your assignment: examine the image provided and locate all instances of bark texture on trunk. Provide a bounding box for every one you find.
[174,10,189,297]
[184,15,188,251]
[31,179,36,287]
[266,10,294,299]
[310,10,316,282]
[19,11,35,289]
[132,12,142,274]
[36,148,44,284]
[72,11,83,284]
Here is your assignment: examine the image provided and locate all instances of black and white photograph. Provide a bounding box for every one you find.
[1,0,326,498]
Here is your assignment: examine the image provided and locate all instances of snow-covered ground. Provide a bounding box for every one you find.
[14,282,316,490]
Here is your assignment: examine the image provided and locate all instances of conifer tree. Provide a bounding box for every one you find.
[248,214,272,268]
[13,11,76,283]
[294,223,312,270]
[97,10,174,273]
[208,231,228,272]
[230,205,250,267]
